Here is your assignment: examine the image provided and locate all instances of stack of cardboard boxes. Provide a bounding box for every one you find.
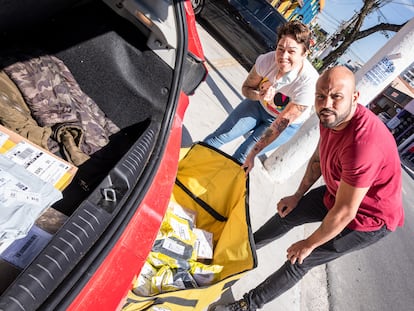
[0,125,77,293]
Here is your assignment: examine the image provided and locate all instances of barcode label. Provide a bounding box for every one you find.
[5,142,42,167]
[15,147,34,161]
[5,141,70,185]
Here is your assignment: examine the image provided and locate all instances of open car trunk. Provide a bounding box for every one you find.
[0,0,206,309]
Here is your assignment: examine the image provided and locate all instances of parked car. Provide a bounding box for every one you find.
[0,0,207,310]
[192,0,287,70]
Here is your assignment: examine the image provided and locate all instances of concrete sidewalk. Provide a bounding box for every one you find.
[182,23,329,311]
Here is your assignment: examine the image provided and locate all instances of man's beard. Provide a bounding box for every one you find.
[318,107,351,129]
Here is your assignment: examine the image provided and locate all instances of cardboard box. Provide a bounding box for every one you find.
[0,125,77,190]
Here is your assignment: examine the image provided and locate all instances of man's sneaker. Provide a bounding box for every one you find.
[210,298,250,311]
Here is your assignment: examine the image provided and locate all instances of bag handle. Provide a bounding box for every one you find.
[175,178,227,222]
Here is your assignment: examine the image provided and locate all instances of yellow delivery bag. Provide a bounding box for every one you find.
[122,142,257,311]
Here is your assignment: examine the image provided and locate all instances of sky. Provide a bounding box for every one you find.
[315,0,414,63]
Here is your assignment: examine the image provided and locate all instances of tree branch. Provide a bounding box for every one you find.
[354,22,407,40]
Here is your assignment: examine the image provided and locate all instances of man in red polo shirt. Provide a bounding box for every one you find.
[211,66,404,311]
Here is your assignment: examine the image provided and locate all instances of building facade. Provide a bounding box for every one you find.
[369,71,414,177]
[270,0,325,24]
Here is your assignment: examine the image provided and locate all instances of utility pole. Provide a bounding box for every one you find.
[263,18,414,183]
[355,18,414,106]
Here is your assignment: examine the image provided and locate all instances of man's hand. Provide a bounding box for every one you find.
[241,153,255,175]
[277,194,301,218]
[286,239,314,264]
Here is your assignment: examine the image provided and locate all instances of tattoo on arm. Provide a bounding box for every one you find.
[253,117,289,153]
[273,117,289,132]
[249,103,305,156]
[295,104,307,112]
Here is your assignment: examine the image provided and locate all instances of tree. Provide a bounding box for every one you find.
[318,0,407,72]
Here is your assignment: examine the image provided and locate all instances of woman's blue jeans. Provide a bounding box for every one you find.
[203,98,300,163]
[244,186,391,311]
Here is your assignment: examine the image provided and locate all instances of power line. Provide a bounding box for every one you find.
[319,12,341,28]
[316,0,414,64]
[390,1,414,7]
[345,47,368,63]
[317,3,361,34]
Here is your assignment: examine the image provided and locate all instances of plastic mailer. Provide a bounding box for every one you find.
[123,143,257,311]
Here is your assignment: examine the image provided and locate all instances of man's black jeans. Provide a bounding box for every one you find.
[244,186,390,310]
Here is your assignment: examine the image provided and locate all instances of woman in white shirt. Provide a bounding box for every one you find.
[203,20,319,173]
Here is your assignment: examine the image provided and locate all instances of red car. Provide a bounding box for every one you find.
[0,0,207,310]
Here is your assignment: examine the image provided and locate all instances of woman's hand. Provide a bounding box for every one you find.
[259,79,276,103]
[241,153,255,175]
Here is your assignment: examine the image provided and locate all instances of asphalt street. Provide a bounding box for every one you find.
[327,170,414,311]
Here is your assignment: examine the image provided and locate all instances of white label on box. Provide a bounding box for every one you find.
[5,141,70,185]
[0,132,9,147]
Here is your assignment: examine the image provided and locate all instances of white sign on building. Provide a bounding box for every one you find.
[363,56,396,86]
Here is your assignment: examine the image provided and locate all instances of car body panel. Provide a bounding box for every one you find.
[68,114,184,311]
[0,0,206,310]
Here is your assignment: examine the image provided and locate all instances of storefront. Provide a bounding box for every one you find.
[369,81,414,177]
[395,100,414,177]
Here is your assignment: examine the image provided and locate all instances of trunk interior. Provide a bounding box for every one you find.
[1,0,173,215]
[0,0,177,305]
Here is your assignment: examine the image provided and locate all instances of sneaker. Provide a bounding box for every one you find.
[210,298,250,311]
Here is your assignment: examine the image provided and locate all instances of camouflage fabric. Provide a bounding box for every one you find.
[3,55,120,155]
[0,71,52,149]
[53,123,90,166]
